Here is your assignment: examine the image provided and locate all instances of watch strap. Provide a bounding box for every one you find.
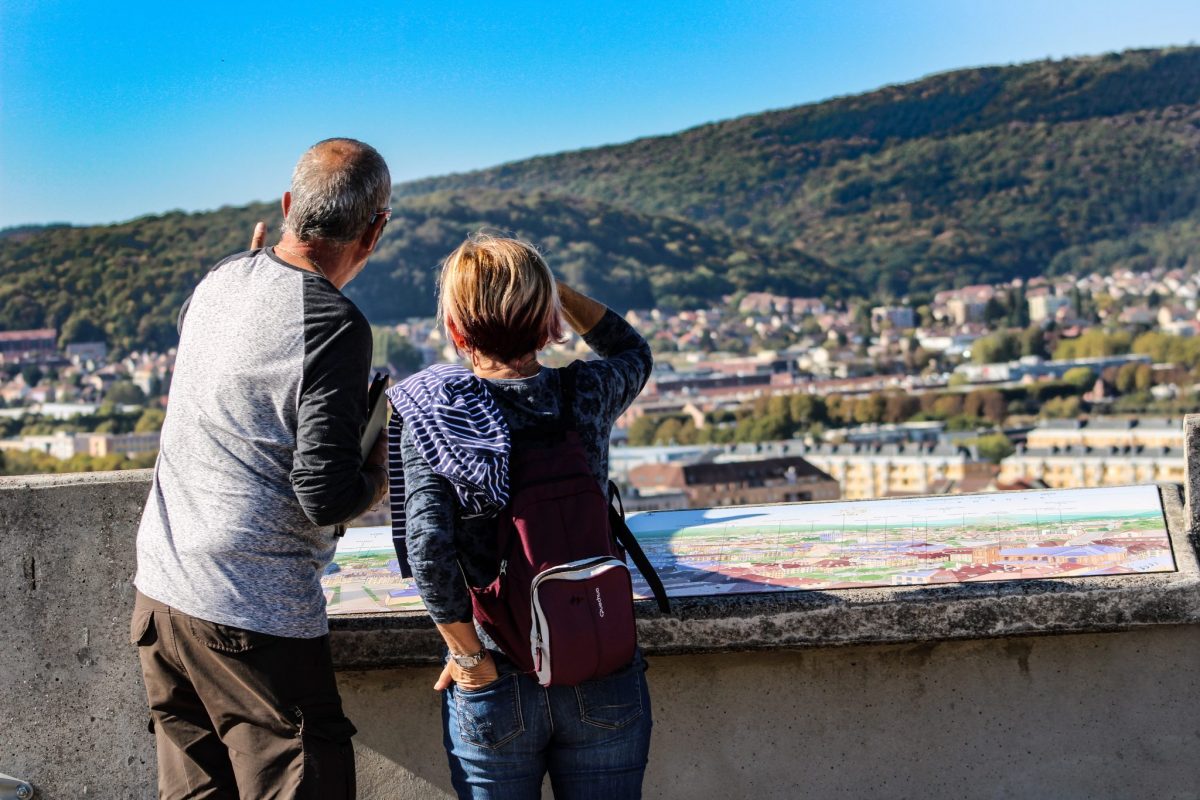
[449,647,488,669]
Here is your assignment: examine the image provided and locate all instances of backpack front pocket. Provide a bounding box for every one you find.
[530,558,636,687]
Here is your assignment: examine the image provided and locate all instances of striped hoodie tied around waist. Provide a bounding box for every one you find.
[386,364,510,578]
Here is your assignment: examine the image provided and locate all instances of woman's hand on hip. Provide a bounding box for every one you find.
[435,651,499,692]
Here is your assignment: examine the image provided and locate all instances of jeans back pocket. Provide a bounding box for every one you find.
[575,662,645,729]
[454,674,524,750]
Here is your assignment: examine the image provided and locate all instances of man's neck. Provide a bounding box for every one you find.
[273,234,357,289]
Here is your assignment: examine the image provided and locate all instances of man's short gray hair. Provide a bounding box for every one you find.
[283,138,392,244]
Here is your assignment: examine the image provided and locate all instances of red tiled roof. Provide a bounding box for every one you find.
[0,328,56,342]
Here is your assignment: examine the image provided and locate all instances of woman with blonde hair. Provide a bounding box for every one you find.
[386,234,655,798]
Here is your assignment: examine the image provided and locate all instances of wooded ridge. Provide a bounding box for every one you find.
[2,47,1197,353]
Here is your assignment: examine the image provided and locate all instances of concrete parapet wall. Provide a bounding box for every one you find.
[332,481,1200,668]
[0,471,156,797]
[2,467,1200,799]
[343,627,1200,800]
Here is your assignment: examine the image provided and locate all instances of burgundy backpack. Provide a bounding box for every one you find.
[470,364,670,687]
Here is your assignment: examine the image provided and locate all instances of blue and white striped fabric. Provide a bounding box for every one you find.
[386,364,510,578]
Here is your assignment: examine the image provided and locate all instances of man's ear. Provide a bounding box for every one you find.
[281,192,292,219]
[361,215,386,253]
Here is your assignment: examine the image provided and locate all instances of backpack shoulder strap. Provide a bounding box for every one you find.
[608,480,671,614]
[558,361,580,432]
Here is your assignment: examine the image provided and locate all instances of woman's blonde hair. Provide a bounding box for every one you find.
[438,233,566,361]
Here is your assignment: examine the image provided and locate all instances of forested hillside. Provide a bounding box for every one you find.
[0,191,841,353]
[2,46,1198,352]
[399,47,1200,293]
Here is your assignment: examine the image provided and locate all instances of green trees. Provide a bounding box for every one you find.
[627,416,659,446]
[963,390,1007,423]
[0,448,156,477]
[1134,363,1153,391]
[1054,330,1132,360]
[371,327,423,375]
[1062,367,1097,390]
[884,394,920,424]
[400,49,1200,298]
[788,394,825,427]
[20,365,43,386]
[1008,285,1030,328]
[622,366,1142,447]
[972,332,1021,364]
[134,408,166,433]
[106,381,146,406]
[59,315,106,347]
[1019,326,1048,358]
[626,391,832,446]
[1132,331,1200,369]
[1042,396,1082,418]
[853,394,887,425]
[0,191,849,353]
[8,50,1200,355]
[971,433,1016,464]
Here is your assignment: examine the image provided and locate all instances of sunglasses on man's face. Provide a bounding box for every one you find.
[371,208,393,229]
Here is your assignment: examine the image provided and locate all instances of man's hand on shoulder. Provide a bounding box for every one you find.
[250,221,266,250]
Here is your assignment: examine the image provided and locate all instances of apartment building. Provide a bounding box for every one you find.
[85,432,161,458]
[0,328,57,362]
[870,306,916,331]
[998,443,1184,488]
[1028,294,1072,323]
[628,456,840,509]
[788,442,994,500]
[0,431,161,460]
[1024,418,1183,451]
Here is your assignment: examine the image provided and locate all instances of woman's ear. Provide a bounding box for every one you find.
[446,318,469,351]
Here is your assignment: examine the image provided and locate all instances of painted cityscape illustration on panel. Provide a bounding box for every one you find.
[321,484,1175,615]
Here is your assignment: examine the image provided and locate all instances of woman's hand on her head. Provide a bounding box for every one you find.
[556,281,607,335]
[434,651,499,692]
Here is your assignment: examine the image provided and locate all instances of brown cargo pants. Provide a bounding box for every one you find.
[131,591,356,799]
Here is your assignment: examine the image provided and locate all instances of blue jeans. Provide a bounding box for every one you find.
[443,652,652,799]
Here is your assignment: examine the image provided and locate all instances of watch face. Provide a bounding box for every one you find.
[453,652,484,668]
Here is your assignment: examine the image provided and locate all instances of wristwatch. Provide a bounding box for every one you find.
[449,648,489,669]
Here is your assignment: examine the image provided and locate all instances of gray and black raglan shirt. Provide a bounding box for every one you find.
[135,248,376,638]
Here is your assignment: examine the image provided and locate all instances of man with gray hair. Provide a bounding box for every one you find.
[130,138,391,798]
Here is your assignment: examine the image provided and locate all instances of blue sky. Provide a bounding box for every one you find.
[2,0,1198,228]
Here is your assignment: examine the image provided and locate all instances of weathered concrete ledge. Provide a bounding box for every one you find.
[329,483,1200,668]
[3,470,1196,672]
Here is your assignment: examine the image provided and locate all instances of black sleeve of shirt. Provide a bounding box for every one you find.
[291,278,376,527]
[576,308,654,421]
